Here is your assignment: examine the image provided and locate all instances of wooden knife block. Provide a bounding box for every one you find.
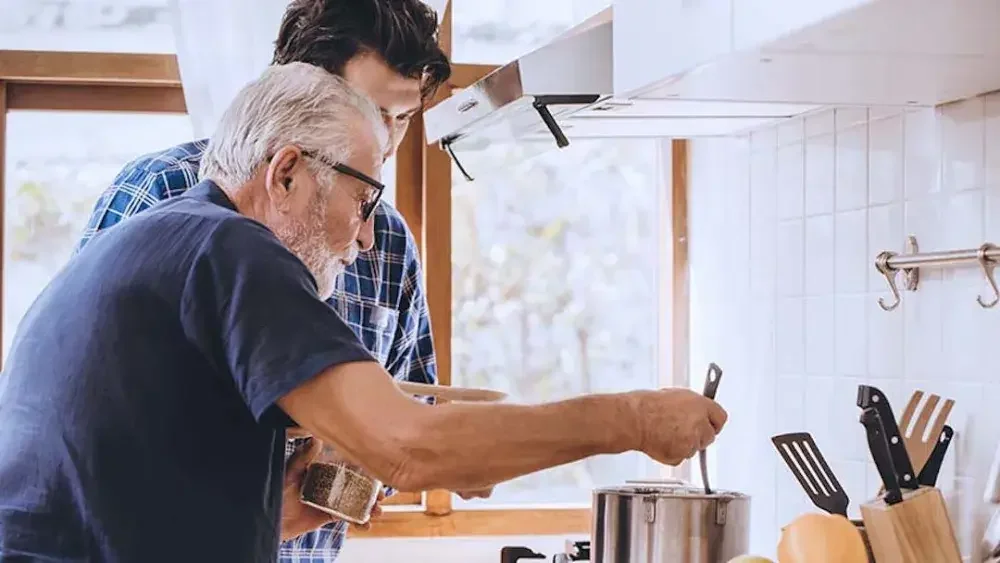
[860,486,961,563]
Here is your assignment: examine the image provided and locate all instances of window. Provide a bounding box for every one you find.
[451,138,663,506]
[382,154,398,207]
[0,0,176,53]
[3,110,194,356]
[452,0,610,64]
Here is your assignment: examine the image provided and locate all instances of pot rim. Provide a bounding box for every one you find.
[593,484,751,500]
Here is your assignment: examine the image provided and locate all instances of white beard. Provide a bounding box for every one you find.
[273,193,343,301]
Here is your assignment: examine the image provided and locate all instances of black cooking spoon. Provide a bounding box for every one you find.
[700,363,722,495]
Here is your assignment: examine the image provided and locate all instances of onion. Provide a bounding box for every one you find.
[777,512,868,563]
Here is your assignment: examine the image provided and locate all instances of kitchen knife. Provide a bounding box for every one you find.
[857,384,919,490]
[917,425,953,487]
[500,547,545,563]
[699,362,722,495]
[860,407,903,505]
[980,441,1000,560]
[985,441,1000,504]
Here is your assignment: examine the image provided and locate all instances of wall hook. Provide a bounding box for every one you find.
[875,250,902,311]
[976,243,999,309]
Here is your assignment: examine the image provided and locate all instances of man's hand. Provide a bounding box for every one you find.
[629,388,728,466]
[454,487,494,501]
[348,488,385,531]
[280,438,335,542]
[286,427,313,440]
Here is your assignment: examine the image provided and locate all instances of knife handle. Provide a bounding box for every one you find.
[857,384,918,489]
[917,425,953,487]
[861,407,903,505]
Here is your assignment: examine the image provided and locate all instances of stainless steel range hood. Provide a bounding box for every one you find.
[423,7,818,179]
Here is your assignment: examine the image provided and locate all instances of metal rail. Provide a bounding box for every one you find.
[874,236,999,311]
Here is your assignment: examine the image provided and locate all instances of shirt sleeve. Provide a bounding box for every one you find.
[180,216,376,426]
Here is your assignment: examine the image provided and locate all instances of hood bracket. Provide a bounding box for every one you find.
[441,139,475,182]
[438,94,599,182]
[532,98,570,148]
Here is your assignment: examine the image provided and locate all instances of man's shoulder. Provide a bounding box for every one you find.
[125,139,208,175]
[371,202,419,256]
[117,139,208,194]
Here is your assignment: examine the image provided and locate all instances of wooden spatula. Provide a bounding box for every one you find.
[397,381,507,403]
[898,390,954,476]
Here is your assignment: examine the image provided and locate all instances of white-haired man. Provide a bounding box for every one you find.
[0,63,727,563]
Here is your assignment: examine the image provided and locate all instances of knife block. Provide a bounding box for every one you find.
[860,486,961,563]
[850,519,876,563]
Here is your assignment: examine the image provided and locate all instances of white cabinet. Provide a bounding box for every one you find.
[615,0,1000,109]
[612,0,732,97]
[731,0,870,52]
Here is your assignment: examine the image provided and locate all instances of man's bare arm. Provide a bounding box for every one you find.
[277,361,726,493]
[276,362,637,492]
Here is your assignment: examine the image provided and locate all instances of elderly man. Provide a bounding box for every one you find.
[0,63,727,563]
[74,0,450,559]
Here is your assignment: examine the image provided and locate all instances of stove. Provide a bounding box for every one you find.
[501,541,590,563]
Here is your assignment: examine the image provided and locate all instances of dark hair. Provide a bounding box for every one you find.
[273,0,452,101]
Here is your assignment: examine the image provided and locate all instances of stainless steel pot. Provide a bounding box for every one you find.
[591,479,751,563]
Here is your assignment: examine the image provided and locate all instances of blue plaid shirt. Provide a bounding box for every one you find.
[76,140,438,562]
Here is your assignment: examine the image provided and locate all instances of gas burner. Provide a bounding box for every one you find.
[500,541,590,562]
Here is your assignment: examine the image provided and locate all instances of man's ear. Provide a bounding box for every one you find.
[265,145,302,205]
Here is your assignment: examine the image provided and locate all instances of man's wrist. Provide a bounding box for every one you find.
[608,392,642,454]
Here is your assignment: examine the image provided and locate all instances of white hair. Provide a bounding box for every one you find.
[200,62,389,189]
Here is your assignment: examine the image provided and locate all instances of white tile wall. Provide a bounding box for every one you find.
[688,92,1000,560]
[325,95,1000,562]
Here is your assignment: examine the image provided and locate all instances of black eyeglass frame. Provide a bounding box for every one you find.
[301,150,385,221]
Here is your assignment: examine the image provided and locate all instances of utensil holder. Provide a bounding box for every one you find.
[860,486,961,563]
[851,519,876,563]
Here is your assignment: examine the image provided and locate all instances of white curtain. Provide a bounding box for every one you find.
[168,0,450,140]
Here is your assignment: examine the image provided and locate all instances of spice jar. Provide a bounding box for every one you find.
[299,444,381,525]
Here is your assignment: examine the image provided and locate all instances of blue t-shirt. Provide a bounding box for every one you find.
[0,181,375,562]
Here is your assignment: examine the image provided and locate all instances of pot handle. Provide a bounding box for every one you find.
[643,496,656,524]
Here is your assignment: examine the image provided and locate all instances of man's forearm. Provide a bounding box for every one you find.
[391,393,638,492]
[279,362,640,495]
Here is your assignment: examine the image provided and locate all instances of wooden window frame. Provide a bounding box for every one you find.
[0,4,689,537]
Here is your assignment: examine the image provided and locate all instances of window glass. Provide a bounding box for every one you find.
[452,0,610,64]
[3,111,194,357]
[451,138,662,506]
[0,0,176,53]
[382,154,397,207]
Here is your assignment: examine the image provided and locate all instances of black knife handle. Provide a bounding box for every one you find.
[703,363,722,400]
[918,425,954,487]
[500,547,546,563]
[857,385,918,489]
[860,407,904,505]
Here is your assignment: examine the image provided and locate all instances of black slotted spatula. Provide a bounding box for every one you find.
[771,432,849,516]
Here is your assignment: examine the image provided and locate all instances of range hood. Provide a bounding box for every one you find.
[424,7,819,179]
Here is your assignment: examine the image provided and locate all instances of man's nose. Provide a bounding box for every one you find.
[382,119,403,160]
[357,215,376,252]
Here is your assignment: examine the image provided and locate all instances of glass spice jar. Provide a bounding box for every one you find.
[299,443,382,525]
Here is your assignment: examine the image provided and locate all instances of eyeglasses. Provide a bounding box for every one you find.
[302,150,385,222]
